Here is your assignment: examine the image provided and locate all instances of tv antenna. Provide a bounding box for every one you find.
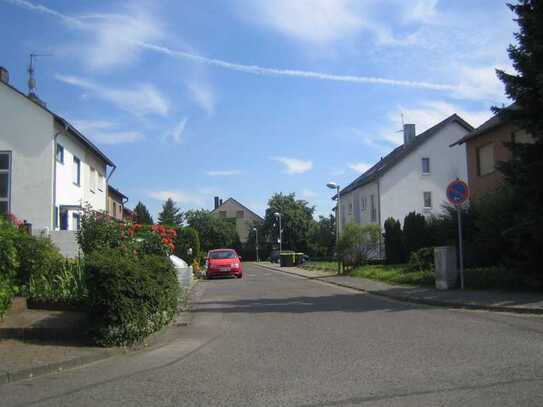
[28,53,52,95]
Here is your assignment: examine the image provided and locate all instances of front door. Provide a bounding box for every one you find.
[60,209,68,230]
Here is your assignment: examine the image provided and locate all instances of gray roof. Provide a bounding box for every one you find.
[337,114,473,198]
[1,80,115,167]
[451,104,517,147]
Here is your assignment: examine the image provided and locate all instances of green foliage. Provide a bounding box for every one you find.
[185,209,239,252]
[464,267,530,290]
[133,201,154,225]
[175,227,200,263]
[493,1,543,275]
[384,217,405,264]
[403,212,427,256]
[86,249,179,346]
[0,220,20,317]
[306,215,336,258]
[28,258,87,305]
[13,233,64,286]
[262,193,315,253]
[158,198,183,226]
[406,247,434,273]
[78,209,122,255]
[337,223,381,271]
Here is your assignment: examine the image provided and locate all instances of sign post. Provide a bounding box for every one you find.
[446,179,470,290]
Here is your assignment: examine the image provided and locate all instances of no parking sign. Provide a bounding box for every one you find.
[447,179,469,206]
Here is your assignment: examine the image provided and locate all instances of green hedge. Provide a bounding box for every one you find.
[86,249,179,346]
[0,221,20,317]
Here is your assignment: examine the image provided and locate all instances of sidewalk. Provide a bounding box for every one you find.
[253,262,543,315]
[0,284,198,385]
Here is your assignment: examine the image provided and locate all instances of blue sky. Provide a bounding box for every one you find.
[1,0,514,218]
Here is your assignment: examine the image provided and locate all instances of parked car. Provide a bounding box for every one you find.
[205,249,243,279]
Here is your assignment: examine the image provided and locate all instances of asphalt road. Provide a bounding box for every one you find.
[2,263,543,406]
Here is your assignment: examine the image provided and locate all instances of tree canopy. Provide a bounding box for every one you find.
[157,198,184,227]
[133,202,153,225]
[184,209,240,253]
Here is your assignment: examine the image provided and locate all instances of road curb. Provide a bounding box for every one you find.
[253,263,543,316]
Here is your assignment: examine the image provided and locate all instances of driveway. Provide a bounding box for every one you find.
[2,263,543,406]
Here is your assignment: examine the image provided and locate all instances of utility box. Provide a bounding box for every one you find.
[170,255,193,289]
[434,246,458,290]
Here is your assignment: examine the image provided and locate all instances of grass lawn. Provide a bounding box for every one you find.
[351,264,434,287]
[303,261,434,286]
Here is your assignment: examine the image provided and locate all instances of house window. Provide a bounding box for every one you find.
[477,143,495,176]
[348,202,353,216]
[370,194,377,222]
[97,173,104,191]
[90,167,96,192]
[56,144,64,164]
[112,202,117,218]
[236,210,244,219]
[73,156,81,186]
[422,157,430,174]
[72,213,81,231]
[423,191,432,208]
[0,152,11,215]
[360,196,366,211]
[219,211,227,218]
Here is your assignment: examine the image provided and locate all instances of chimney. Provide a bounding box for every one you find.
[403,124,416,144]
[0,67,9,84]
[214,196,220,209]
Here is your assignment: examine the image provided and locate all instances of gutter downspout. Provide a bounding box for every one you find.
[106,165,117,214]
[377,177,382,259]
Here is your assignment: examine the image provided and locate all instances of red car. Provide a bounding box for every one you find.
[205,249,243,279]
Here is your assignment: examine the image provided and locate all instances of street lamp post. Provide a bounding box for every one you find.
[253,227,260,262]
[326,182,341,275]
[274,212,282,253]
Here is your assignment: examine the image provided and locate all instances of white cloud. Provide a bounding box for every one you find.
[169,118,188,144]
[243,0,363,45]
[206,170,242,177]
[71,119,143,144]
[372,101,492,146]
[78,8,163,70]
[271,157,313,174]
[402,0,439,23]
[187,81,216,115]
[10,1,456,93]
[453,64,509,102]
[56,74,170,117]
[348,162,372,173]
[148,190,204,205]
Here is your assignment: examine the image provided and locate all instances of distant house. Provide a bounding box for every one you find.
[335,114,473,245]
[210,197,264,243]
[0,67,115,255]
[107,185,127,222]
[451,107,534,201]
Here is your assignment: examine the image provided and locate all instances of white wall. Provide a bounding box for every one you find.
[0,83,54,232]
[55,126,107,230]
[338,180,380,234]
[379,121,468,227]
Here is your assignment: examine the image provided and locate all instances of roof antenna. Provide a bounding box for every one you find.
[28,53,52,96]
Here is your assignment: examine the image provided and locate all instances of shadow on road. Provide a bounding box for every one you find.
[193,292,420,315]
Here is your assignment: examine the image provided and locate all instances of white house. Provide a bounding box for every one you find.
[336,114,473,246]
[0,67,114,240]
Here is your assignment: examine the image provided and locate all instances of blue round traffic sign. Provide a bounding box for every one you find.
[447,179,469,205]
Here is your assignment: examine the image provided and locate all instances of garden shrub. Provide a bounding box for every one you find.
[337,223,381,272]
[0,219,20,317]
[406,247,434,273]
[86,249,179,346]
[175,227,200,263]
[403,212,427,257]
[464,267,529,290]
[384,217,405,264]
[13,233,64,286]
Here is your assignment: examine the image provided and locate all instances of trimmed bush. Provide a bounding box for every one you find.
[406,247,434,273]
[175,227,200,264]
[0,220,20,317]
[403,212,427,256]
[86,249,179,346]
